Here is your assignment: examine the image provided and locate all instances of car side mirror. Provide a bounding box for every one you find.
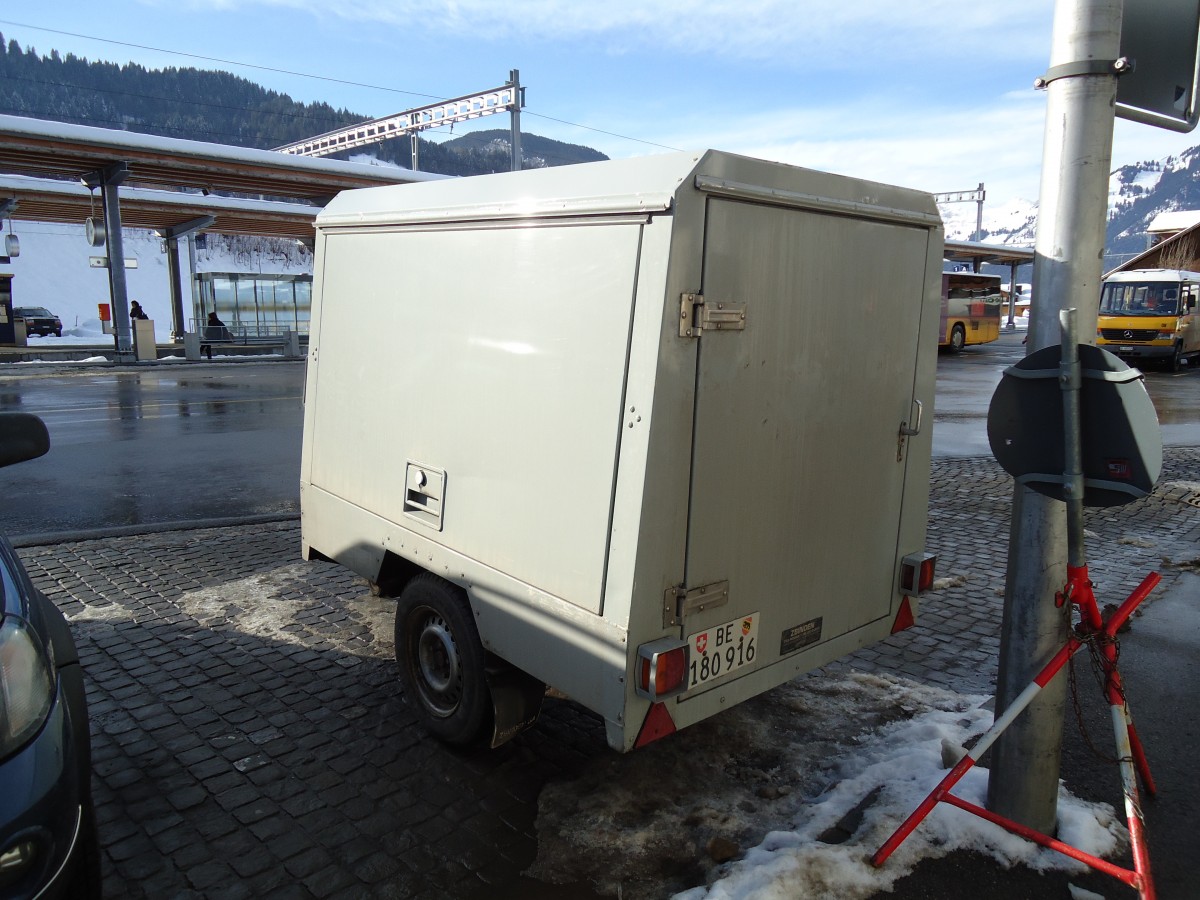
[0,412,49,468]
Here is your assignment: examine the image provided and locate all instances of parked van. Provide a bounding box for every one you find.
[1097,268,1200,371]
[301,151,943,752]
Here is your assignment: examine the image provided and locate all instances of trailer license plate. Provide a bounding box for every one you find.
[686,612,759,691]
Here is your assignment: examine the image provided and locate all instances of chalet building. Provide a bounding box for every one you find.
[1110,210,1200,274]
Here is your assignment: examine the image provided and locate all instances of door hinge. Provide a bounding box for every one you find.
[679,293,746,338]
[663,580,730,627]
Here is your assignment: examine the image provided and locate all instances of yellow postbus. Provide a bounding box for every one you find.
[940,271,1002,352]
[1097,269,1200,372]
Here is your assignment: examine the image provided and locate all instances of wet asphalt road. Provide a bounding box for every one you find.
[0,362,302,537]
[0,334,1196,536]
[932,330,1200,457]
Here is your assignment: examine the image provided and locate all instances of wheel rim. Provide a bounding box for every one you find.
[410,607,463,718]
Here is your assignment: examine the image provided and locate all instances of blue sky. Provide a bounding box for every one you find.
[4,2,1199,209]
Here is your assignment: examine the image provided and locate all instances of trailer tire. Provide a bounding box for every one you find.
[949,323,966,353]
[394,574,492,747]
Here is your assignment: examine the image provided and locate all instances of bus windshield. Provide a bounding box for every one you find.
[1100,281,1180,316]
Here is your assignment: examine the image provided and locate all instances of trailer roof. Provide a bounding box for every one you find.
[317,151,693,228]
[317,150,943,231]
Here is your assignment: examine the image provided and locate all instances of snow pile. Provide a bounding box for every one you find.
[527,672,1126,900]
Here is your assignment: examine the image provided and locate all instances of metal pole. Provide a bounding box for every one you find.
[410,133,420,172]
[158,216,213,343]
[974,182,985,242]
[1059,309,1086,565]
[186,233,199,331]
[1007,261,1019,329]
[94,166,133,361]
[165,238,184,342]
[987,0,1121,833]
[509,68,523,172]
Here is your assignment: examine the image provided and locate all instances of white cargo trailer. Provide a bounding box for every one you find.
[301,150,943,752]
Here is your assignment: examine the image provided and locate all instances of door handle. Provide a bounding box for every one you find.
[899,399,923,437]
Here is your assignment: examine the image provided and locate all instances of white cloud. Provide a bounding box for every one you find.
[614,91,1050,202]
[177,0,1053,66]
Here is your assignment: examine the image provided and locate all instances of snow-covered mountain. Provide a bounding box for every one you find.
[1104,146,1200,265]
[938,144,1200,272]
[938,197,1038,247]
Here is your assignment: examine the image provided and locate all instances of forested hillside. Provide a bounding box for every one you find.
[0,34,606,176]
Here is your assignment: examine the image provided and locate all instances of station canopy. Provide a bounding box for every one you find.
[0,114,442,238]
[944,239,1035,271]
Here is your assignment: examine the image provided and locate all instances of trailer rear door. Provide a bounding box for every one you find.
[682,196,932,682]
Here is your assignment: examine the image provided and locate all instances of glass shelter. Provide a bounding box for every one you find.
[193,273,312,337]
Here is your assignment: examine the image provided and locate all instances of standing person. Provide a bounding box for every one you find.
[129,301,148,320]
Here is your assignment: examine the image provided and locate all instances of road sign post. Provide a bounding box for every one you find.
[990,0,1200,835]
[987,0,1123,834]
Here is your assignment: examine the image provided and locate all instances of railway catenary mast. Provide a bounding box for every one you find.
[274,70,525,173]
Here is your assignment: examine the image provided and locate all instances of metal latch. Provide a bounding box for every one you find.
[663,580,730,627]
[680,293,746,338]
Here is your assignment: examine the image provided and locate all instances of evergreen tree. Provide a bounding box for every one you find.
[0,39,607,176]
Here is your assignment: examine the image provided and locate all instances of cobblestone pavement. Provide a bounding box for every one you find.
[18,449,1200,899]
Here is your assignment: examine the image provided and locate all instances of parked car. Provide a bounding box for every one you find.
[13,308,62,338]
[0,413,100,899]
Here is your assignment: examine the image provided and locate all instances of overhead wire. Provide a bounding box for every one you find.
[0,18,682,154]
[0,62,632,166]
[0,19,441,102]
[0,94,601,168]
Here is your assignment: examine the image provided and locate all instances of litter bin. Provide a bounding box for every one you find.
[133,319,157,362]
[183,332,201,361]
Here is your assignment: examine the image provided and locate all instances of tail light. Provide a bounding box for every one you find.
[900,552,937,596]
[635,638,689,702]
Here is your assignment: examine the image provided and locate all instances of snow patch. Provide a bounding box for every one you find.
[528,672,1127,900]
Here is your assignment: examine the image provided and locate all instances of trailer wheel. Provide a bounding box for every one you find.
[949,323,966,353]
[394,574,492,746]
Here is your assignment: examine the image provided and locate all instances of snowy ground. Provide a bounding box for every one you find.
[185,562,1119,900]
[522,671,1124,900]
[22,316,112,346]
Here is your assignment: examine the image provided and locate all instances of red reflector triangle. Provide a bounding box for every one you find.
[634,702,677,749]
[891,596,915,634]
